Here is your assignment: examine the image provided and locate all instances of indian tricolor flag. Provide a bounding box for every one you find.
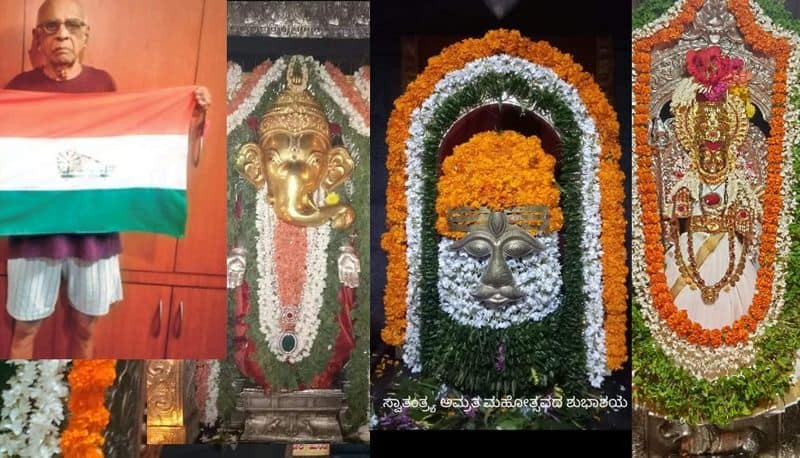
[0,86,196,237]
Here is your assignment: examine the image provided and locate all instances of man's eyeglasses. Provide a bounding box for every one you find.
[37,19,87,35]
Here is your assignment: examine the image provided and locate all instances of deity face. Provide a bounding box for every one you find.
[236,60,355,229]
[262,130,330,203]
[260,131,353,228]
[695,101,731,182]
[449,211,542,308]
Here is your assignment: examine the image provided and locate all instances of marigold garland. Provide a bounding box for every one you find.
[59,360,117,458]
[414,71,592,393]
[633,0,789,347]
[435,131,563,238]
[382,29,628,370]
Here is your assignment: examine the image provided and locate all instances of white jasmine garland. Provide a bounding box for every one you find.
[354,66,370,104]
[437,234,562,328]
[204,360,220,426]
[402,54,608,386]
[313,58,370,137]
[293,219,331,363]
[0,360,68,458]
[226,62,244,103]
[255,188,331,363]
[227,58,287,134]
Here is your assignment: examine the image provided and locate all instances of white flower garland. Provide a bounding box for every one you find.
[226,62,244,103]
[0,360,68,458]
[229,57,367,365]
[203,360,220,426]
[255,188,331,363]
[354,66,370,104]
[228,57,370,140]
[631,0,800,379]
[227,58,287,134]
[632,0,688,40]
[437,234,562,328]
[402,54,608,386]
[314,58,370,137]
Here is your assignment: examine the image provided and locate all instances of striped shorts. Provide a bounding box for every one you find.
[6,256,123,321]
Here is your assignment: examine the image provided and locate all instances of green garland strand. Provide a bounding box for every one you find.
[223,58,369,433]
[415,71,589,397]
[633,0,800,32]
[0,361,13,413]
[632,0,676,29]
[632,1,800,424]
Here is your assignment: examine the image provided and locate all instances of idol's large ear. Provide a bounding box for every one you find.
[322,146,354,191]
[235,143,266,189]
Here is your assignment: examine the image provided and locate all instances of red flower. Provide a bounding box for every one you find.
[686,46,742,90]
[246,115,260,133]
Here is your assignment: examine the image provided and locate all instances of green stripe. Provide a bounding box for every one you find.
[0,188,186,237]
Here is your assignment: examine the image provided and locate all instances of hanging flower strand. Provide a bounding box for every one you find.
[59,360,117,458]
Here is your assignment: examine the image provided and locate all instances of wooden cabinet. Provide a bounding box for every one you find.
[165,287,227,359]
[0,1,227,359]
[0,279,226,359]
[0,277,10,357]
[94,284,226,359]
[93,284,172,359]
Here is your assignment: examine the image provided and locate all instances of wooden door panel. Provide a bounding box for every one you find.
[0,0,26,87]
[175,0,227,276]
[0,276,10,357]
[93,283,171,359]
[0,0,26,275]
[0,239,7,275]
[165,286,225,358]
[119,234,177,273]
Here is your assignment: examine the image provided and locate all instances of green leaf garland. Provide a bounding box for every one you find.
[415,71,589,397]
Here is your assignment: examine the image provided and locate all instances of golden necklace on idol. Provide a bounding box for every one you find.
[668,94,755,305]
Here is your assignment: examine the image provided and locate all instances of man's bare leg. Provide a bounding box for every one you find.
[9,319,43,358]
[70,308,98,358]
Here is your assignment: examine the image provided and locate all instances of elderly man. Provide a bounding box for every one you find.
[4,0,211,358]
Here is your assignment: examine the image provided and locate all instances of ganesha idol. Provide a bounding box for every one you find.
[229,57,361,385]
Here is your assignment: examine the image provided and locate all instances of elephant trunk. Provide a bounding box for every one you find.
[274,175,354,229]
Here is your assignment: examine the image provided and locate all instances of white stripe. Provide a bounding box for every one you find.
[0,134,187,191]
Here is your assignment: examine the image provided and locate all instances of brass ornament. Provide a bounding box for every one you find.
[448,210,544,309]
[337,236,360,288]
[227,246,247,290]
[668,94,754,305]
[673,96,748,186]
[447,205,550,234]
[146,360,198,444]
[235,57,355,229]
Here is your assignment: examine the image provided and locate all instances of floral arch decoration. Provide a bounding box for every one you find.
[382,29,627,394]
[633,0,800,424]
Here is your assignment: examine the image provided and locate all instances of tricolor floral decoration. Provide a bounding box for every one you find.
[633,0,800,424]
[0,360,117,458]
[381,29,627,397]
